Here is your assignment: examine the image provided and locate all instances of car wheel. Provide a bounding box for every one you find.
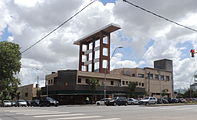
[125,103,128,106]
[113,103,117,106]
[97,103,100,106]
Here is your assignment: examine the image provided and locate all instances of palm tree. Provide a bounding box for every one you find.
[87,78,100,103]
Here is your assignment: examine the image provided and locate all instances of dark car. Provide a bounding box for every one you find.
[26,100,33,107]
[39,97,59,107]
[157,98,169,104]
[167,98,179,103]
[31,99,40,107]
[105,97,128,106]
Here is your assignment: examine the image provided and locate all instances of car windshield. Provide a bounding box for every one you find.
[46,97,55,101]
[144,97,149,99]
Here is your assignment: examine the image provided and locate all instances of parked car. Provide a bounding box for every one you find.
[39,97,59,107]
[178,98,187,103]
[26,100,33,107]
[96,98,111,105]
[2,100,12,107]
[127,98,139,105]
[105,97,128,106]
[31,99,40,107]
[167,98,179,103]
[16,100,27,107]
[139,97,157,105]
[157,98,169,104]
[11,101,16,107]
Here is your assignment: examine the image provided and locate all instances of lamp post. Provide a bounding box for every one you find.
[104,46,123,98]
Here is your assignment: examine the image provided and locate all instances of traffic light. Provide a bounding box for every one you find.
[190,49,195,57]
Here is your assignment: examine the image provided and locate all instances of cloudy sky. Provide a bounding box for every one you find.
[1,0,197,90]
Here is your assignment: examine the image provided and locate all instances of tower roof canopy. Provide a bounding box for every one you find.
[73,23,120,45]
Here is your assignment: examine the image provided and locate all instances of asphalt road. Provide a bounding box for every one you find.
[1,105,197,120]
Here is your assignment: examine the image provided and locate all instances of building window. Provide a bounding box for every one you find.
[126,81,128,85]
[160,75,165,80]
[78,78,82,83]
[122,81,125,85]
[25,93,28,97]
[54,77,57,84]
[139,82,141,86]
[111,81,114,85]
[123,71,131,76]
[85,79,89,84]
[138,74,144,78]
[142,83,144,87]
[149,74,153,79]
[155,74,159,80]
[48,80,50,85]
[132,74,135,77]
[166,76,170,81]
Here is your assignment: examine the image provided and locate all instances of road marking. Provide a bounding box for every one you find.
[34,114,84,118]
[23,112,70,115]
[48,116,102,120]
[96,118,121,120]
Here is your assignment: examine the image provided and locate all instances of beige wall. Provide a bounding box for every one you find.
[17,84,38,100]
[111,68,173,98]
[46,72,58,86]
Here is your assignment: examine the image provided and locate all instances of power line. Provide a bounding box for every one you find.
[123,0,197,33]
[21,0,96,54]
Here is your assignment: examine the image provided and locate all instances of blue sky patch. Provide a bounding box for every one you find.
[99,0,117,5]
[144,39,155,51]
[176,41,193,59]
[0,25,12,42]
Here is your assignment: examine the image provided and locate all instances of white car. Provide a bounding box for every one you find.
[96,98,111,105]
[3,100,12,107]
[16,100,27,107]
[139,97,157,105]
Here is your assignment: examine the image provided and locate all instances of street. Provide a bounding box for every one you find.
[1,105,197,120]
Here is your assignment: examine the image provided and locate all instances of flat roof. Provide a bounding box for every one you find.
[73,23,121,45]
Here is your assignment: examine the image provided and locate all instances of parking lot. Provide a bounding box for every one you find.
[1,105,197,120]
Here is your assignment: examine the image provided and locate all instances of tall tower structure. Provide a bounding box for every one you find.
[154,59,173,72]
[74,24,120,73]
[154,59,174,97]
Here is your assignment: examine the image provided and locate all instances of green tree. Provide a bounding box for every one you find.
[87,78,100,103]
[128,82,138,98]
[161,89,168,97]
[183,89,197,98]
[0,41,21,100]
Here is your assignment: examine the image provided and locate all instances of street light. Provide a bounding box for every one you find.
[104,46,123,98]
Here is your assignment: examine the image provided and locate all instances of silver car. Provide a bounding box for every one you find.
[127,98,139,105]
[139,97,157,105]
